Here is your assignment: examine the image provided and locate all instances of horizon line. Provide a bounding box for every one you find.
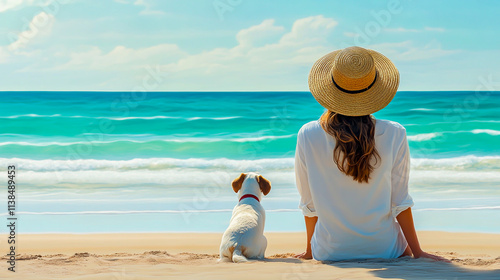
[0,90,497,93]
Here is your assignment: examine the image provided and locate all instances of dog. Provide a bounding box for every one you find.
[219,172,271,263]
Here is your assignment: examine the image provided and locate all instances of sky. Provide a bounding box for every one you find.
[1,0,499,91]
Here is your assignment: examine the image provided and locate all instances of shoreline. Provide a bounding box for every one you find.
[1,231,499,279]
[5,230,500,255]
[14,228,500,234]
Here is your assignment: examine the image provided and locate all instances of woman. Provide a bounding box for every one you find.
[294,46,450,262]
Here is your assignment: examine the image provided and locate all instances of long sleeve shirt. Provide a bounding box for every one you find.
[295,118,414,261]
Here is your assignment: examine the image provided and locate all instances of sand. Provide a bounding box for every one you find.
[1,231,499,279]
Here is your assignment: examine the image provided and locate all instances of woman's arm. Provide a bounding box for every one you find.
[396,207,451,262]
[396,208,422,255]
[294,128,318,259]
[295,216,317,259]
[305,216,318,254]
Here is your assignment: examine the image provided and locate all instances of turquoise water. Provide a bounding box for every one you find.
[0,91,499,233]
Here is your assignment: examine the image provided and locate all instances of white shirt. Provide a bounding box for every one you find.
[295,118,414,261]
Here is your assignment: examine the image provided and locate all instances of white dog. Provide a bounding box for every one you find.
[219,172,271,263]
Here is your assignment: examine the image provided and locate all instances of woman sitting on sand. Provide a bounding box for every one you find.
[294,46,450,262]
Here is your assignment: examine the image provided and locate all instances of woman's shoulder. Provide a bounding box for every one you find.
[297,118,407,138]
[298,120,322,136]
[374,118,407,136]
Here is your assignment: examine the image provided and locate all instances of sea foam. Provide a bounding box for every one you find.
[2,155,499,172]
[407,132,441,141]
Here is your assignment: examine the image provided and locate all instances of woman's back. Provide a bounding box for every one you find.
[295,46,449,263]
[295,118,414,260]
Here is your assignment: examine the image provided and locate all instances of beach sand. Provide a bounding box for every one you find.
[1,231,499,279]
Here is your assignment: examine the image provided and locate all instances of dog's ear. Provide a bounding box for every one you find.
[257,175,271,196]
[232,173,246,193]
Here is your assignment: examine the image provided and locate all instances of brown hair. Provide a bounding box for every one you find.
[319,110,380,183]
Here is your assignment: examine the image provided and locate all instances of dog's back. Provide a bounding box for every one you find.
[219,173,271,263]
[220,203,266,262]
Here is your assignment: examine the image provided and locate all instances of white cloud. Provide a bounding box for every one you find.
[0,47,9,63]
[385,27,419,33]
[8,11,55,51]
[114,0,165,15]
[385,27,446,33]
[368,40,458,61]
[0,0,66,13]
[7,13,470,91]
[53,44,186,71]
[0,0,23,12]
[147,15,338,90]
[134,0,164,15]
[236,19,285,47]
[343,32,359,38]
[364,40,467,90]
[396,50,500,91]
[280,15,337,44]
[424,27,445,32]
[41,15,337,90]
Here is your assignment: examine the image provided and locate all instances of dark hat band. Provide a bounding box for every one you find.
[331,71,378,94]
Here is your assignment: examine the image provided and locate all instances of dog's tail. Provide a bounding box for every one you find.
[231,245,248,263]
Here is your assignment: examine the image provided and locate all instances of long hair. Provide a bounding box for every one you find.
[319,110,380,183]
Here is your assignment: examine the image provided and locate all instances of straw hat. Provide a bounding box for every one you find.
[308,46,399,116]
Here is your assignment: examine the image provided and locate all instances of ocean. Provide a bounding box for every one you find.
[0,91,499,234]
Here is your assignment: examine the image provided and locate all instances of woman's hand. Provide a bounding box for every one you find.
[413,250,451,263]
[296,216,317,260]
[294,250,312,259]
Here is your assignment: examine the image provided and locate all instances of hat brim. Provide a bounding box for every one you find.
[308,49,399,116]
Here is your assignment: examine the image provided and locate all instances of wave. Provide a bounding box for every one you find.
[0,114,315,122]
[0,134,295,146]
[1,157,499,188]
[2,155,500,172]
[409,108,435,111]
[411,155,500,170]
[3,206,499,216]
[105,116,242,121]
[471,129,500,136]
[80,133,156,137]
[407,132,441,141]
[186,116,240,121]
[8,168,498,186]
[0,114,62,118]
[17,169,500,186]
[405,120,500,126]
[6,209,300,215]
[2,209,237,215]
[0,157,295,172]
[0,114,243,121]
[100,116,182,120]
[407,129,500,142]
